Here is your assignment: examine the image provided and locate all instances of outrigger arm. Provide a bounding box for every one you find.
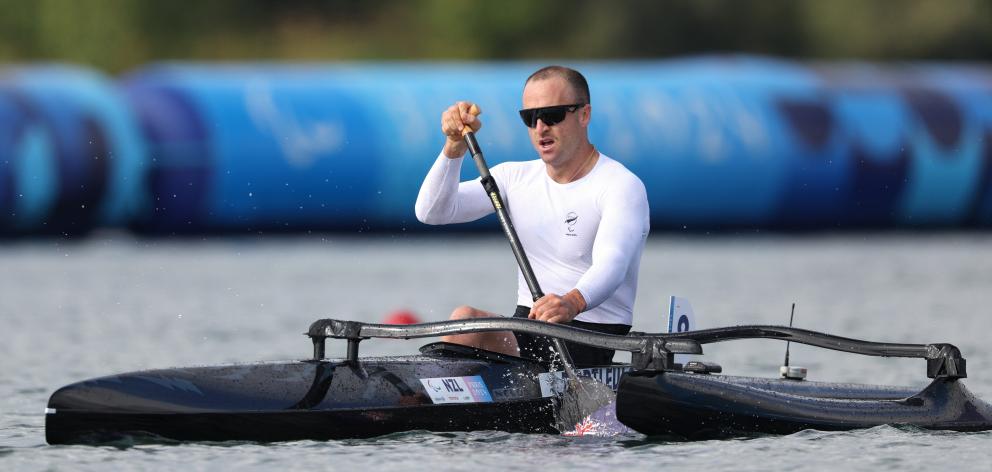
[306,318,967,379]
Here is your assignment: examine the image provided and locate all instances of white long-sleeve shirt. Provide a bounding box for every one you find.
[415,152,649,325]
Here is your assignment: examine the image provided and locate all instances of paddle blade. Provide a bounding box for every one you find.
[554,377,617,434]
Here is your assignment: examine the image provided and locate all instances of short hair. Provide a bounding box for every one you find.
[525,66,590,104]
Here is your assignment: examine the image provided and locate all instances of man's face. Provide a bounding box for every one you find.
[521,77,590,167]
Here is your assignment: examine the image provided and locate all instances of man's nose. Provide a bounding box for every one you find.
[535,118,550,132]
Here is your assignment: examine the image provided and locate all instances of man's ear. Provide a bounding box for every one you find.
[580,104,591,127]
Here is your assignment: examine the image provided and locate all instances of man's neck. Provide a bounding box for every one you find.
[546,143,598,184]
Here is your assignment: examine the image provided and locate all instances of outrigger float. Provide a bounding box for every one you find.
[46,316,992,444]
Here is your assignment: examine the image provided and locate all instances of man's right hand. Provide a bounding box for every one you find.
[441,101,482,158]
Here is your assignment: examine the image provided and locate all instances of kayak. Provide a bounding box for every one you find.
[46,343,560,444]
[45,317,992,444]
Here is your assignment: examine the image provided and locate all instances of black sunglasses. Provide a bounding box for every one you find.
[518,103,585,128]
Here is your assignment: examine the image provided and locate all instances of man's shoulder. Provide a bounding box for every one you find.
[596,154,646,188]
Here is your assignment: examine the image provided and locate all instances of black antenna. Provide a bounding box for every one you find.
[784,302,796,367]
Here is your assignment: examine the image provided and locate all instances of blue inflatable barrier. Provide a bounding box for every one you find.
[2,58,992,235]
[0,65,146,235]
[122,63,542,233]
[121,58,992,233]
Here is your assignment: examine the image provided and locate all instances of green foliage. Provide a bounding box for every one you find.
[0,0,989,72]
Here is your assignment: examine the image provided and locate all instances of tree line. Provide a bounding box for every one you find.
[1,0,989,73]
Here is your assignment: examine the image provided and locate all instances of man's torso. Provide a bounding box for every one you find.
[491,155,647,325]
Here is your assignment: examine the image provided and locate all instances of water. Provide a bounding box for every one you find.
[3,233,992,470]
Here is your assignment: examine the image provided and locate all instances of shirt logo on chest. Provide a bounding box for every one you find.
[565,211,579,236]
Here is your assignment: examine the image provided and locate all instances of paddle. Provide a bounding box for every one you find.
[459,104,616,432]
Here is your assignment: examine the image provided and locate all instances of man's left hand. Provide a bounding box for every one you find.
[529,289,587,324]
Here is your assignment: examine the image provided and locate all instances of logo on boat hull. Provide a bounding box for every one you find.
[419,376,493,404]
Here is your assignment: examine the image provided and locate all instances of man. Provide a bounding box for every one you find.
[415,66,649,367]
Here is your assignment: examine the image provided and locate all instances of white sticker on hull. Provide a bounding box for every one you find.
[419,376,494,404]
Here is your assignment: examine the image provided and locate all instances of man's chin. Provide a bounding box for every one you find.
[536,149,560,164]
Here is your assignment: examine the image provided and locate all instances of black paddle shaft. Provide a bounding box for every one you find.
[463,130,580,370]
[463,131,543,302]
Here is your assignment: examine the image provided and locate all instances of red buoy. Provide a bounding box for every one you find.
[383,310,421,325]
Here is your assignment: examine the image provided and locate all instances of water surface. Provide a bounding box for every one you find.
[3,233,991,470]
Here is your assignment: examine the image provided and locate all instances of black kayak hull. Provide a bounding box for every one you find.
[47,336,992,444]
[616,371,992,439]
[46,343,558,444]
[46,400,554,444]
